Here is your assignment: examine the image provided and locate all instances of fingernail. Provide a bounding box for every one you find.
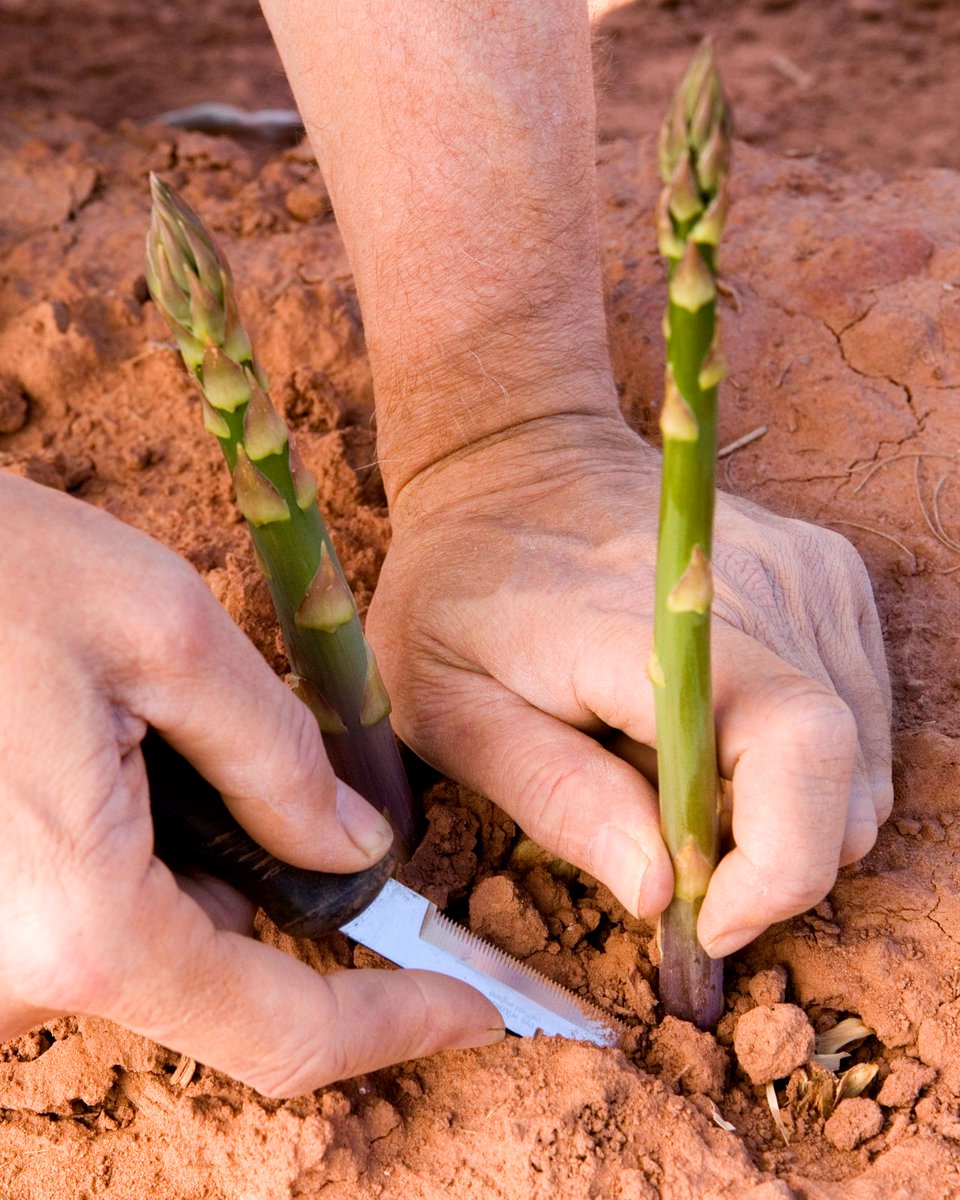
[336,782,394,860]
[588,824,650,918]
[702,923,767,960]
[446,1025,506,1050]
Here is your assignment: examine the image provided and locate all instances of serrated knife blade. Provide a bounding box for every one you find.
[341,879,622,1047]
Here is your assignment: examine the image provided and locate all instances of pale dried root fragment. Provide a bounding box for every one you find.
[170,1056,197,1089]
[766,1082,790,1146]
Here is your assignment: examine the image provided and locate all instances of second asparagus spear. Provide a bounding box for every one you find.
[651,41,731,1029]
[145,175,416,852]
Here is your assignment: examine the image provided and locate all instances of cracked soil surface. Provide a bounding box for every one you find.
[2,1,960,1197]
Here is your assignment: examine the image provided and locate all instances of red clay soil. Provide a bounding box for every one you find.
[2,2,960,1197]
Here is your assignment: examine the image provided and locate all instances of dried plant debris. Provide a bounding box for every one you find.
[814,1017,875,1058]
[766,1081,790,1146]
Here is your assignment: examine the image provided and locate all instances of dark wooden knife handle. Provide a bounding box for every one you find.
[144,730,396,938]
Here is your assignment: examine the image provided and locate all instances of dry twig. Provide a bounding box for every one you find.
[718,425,767,459]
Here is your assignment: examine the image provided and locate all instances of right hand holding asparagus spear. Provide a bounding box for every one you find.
[366,410,893,956]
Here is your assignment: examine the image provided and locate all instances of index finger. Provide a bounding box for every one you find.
[113,560,393,874]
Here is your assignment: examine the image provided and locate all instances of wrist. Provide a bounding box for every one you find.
[383,401,661,531]
[374,318,623,510]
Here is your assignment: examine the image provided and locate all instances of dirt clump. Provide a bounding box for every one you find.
[469,875,550,959]
[397,793,480,909]
[823,1096,884,1151]
[646,1016,729,1102]
[0,374,28,434]
[584,930,658,1024]
[876,1057,937,1109]
[748,966,788,1007]
[734,1004,815,1085]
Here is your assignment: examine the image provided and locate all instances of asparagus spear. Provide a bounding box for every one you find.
[145,175,416,852]
[651,41,731,1029]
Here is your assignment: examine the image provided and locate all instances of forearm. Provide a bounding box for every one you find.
[259,0,619,503]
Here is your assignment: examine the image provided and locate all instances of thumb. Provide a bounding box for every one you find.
[110,862,504,1097]
[402,670,673,919]
[122,578,394,873]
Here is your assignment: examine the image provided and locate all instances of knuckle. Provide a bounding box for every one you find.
[136,559,217,670]
[769,686,858,758]
[269,693,330,800]
[824,527,869,577]
[511,745,586,856]
[796,524,872,603]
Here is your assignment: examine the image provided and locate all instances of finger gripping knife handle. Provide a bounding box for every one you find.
[144,731,396,938]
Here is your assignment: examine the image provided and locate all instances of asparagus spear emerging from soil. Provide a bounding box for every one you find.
[651,41,731,1029]
[145,174,416,852]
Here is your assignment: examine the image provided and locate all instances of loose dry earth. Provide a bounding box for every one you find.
[2,2,960,1197]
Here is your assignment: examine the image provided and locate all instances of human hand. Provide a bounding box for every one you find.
[367,412,892,957]
[0,475,501,1096]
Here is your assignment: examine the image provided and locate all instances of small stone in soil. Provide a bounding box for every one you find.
[284,182,331,222]
[733,1003,815,1086]
[823,1097,884,1151]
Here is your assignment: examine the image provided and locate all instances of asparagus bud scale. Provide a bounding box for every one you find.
[652,41,731,1029]
[146,175,416,851]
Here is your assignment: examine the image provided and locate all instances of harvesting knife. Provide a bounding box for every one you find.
[145,733,621,1048]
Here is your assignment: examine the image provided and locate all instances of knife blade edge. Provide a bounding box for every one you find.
[340,879,622,1047]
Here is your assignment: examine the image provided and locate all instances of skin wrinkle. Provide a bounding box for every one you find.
[389,409,647,520]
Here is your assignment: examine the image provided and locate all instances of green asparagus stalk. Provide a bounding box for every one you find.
[145,174,416,852]
[651,41,731,1029]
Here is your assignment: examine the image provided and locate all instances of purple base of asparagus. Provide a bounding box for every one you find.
[659,899,724,1030]
[324,716,417,855]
